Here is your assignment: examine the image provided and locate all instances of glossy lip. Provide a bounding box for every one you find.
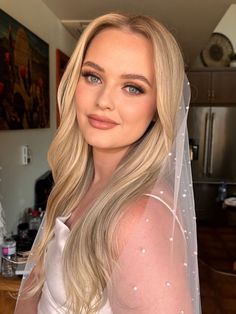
[87,114,119,130]
[88,114,118,124]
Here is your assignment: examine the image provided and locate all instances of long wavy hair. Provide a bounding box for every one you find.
[31,12,185,313]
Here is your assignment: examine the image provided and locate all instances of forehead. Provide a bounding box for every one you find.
[84,28,155,77]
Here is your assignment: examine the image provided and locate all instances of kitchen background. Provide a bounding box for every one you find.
[187,69,236,223]
[0,0,235,235]
[0,0,76,234]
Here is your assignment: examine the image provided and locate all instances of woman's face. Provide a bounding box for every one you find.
[75,28,156,152]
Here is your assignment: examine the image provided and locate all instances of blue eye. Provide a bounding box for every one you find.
[124,84,144,95]
[81,71,102,85]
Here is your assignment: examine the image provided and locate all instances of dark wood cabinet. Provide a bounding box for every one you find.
[187,69,236,105]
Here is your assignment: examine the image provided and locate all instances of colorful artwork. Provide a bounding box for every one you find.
[0,9,49,130]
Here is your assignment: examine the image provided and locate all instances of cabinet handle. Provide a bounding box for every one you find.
[208,90,211,100]
[203,112,210,175]
[212,89,215,99]
[208,112,215,175]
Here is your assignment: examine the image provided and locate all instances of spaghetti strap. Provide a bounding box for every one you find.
[143,193,185,237]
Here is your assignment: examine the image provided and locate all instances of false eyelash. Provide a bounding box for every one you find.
[81,70,102,81]
[124,83,145,94]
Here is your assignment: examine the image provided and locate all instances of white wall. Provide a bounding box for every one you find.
[193,4,236,67]
[0,0,76,233]
[214,4,236,52]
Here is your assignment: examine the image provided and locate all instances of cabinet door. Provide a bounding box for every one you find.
[187,71,211,104]
[211,71,236,104]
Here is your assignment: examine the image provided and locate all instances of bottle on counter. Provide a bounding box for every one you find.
[1,237,16,277]
[217,182,228,204]
[28,209,41,242]
[29,209,41,231]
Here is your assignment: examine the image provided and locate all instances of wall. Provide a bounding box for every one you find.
[193,4,236,67]
[0,0,76,233]
[214,4,236,52]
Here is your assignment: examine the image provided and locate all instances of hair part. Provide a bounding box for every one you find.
[30,12,185,313]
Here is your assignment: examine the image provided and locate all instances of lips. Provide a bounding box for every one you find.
[87,114,119,130]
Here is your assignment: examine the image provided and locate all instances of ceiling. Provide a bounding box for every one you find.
[42,0,236,66]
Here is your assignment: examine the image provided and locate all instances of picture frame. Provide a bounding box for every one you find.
[0,9,50,130]
[56,49,69,127]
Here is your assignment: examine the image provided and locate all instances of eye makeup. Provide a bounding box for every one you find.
[80,67,146,95]
[81,70,102,84]
[123,83,145,95]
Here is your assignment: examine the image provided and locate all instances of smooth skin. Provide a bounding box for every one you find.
[67,28,157,229]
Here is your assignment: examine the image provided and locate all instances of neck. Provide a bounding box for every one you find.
[92,147,129,184]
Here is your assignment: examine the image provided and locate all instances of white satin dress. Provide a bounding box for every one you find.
[37,216,112,313]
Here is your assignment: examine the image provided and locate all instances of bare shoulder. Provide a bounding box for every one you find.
[116,193,183,251]
[119,193,176,229]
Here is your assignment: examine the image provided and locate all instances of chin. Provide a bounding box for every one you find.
[84,136,126,151]
[89,142,117,150]
[85,137,114,149]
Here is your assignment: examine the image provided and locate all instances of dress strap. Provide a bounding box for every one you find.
[143,193,185,237]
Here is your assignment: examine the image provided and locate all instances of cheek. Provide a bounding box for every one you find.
[75,82,93,112]
[122,99,156,127]
[75,88,87,126]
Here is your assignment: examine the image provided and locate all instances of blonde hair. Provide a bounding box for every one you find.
[32,12,185,313]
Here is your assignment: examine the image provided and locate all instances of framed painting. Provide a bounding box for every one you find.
[56,49,69,127]
[0,9,49,130]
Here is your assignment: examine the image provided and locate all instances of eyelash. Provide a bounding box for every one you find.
[81,70,145,95]
[123,83,144,95]
[81,70,102,84]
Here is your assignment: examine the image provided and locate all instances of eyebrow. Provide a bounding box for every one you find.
[82,61,152,87]
[120,73,151,87]
[83,61,104,72]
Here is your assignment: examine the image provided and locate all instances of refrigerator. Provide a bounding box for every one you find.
[187,106,236,218]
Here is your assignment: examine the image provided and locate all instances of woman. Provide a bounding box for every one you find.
[15,12,201,313]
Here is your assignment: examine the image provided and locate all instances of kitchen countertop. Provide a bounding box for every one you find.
[0,274,21,292]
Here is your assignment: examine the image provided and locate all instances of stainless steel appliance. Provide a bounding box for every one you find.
[187,106,236,219]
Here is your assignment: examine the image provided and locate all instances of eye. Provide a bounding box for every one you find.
[124,84,144,95]
[81,71,102,85]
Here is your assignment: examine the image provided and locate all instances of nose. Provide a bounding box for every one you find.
[96,85,114,110]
